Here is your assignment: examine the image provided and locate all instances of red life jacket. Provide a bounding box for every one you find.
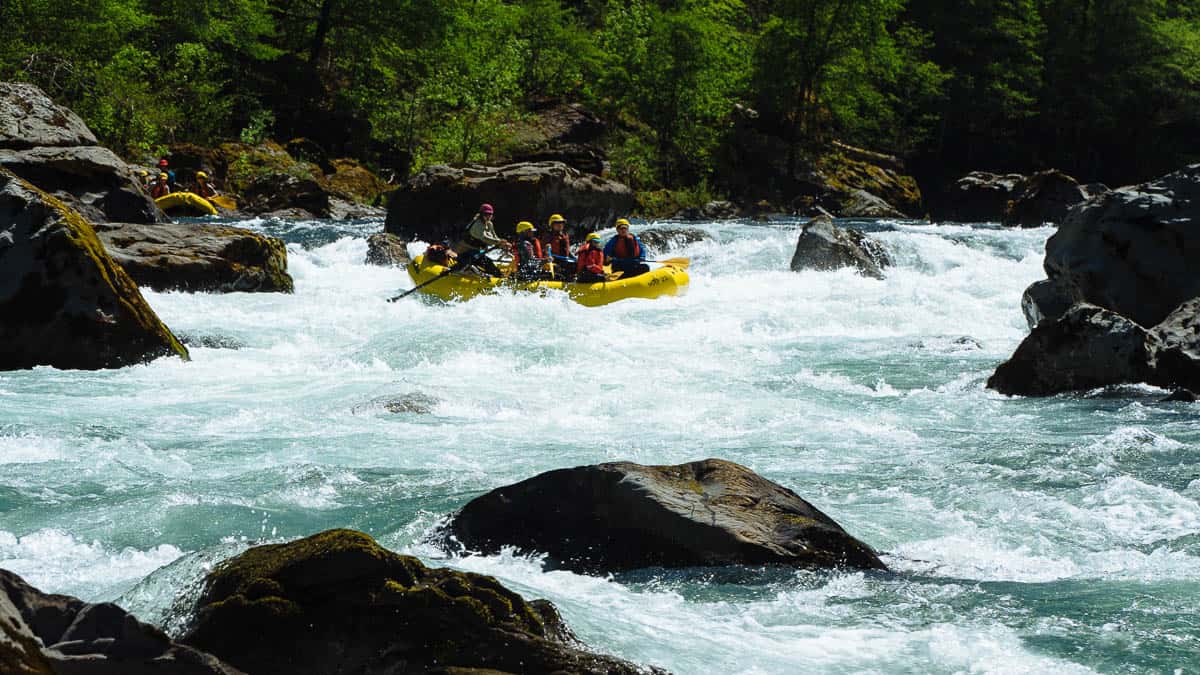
[150,182,169,198]
[543,230,571,257]
[576,244,604,273]
[513,235,544,266]
[197,182,216,198]
[612,234,641,259]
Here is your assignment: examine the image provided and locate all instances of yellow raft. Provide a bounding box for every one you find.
[155,192,218,217]
[405,254,689,307]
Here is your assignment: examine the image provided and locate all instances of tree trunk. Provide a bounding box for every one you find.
[310,0,337,64]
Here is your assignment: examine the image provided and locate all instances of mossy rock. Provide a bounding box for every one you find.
[327,158,396,205]
[817,152,922,217]
[184,529,656,675]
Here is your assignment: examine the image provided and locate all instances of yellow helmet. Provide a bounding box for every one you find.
[138,170,148,176]
[516,221,535,233]
[548,213,565,225]
[159,173,168,179]
[586,232,601,242]
[615,218,631,228]
[196,171,208,179]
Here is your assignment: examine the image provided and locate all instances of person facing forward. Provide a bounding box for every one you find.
[150,173,171,198]
[453,203,508,277]
[575,232,606,282]
[603,218,649,278]
[512,221,548,281]
[542,213,572,278]
[195,171,219,198]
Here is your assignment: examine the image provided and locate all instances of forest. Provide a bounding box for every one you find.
[4,0,1200,192]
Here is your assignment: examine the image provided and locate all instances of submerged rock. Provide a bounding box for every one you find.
[790,215,891,279]
[0,569,240,674]
[385,161,635,243]
[182,529,654,675]
[96,221,293,293]
[445,458,885,574]
[0,169,188,370]
[364,232,410,267]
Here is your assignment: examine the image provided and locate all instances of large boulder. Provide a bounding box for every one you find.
[363,232,410,267]
[1002,169,1089,227]
[504,102,608,175]
[0,569,241,674]
[445,458,885,574]
[182,529,654,675]
[637,227,712,254]
[790,215,891,279]
[385,161,635,243]
[987,303,1153,396]
[933,171,1026,223]
[1021,278,1074,329]
[837,188,907,219]
[0,82,159,223]
[0,170,188,370]
[1146,298,1200,392]
[1044,164,1200,327]
[96,222,293,293]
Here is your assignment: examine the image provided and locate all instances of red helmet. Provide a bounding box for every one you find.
[158,159,169,166]
[479,203,494,215]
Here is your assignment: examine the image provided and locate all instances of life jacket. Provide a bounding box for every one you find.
[576,244,604,274]
[513,235,543,267]
[197,182,216,198]
[611,234,641,260]
[544,230,571,257]
[150,181,169,198]
[425,243,454,266]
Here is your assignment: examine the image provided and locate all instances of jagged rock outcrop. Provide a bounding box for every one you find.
[182,529,656,675]
[96,222,293,293]
[0,169,188,370]
[790,215,891,279]
[1021,278,1074,329]
[933,171,1026,223]
[385,161,635,243]
[364,232,411,267]
[445,458,885,574]
[1043,164,1200,327]
[0,82,160,223]
[637,227,712,254]
[1145,298,1200,393]
[0,569,241,674]
[1002,169,1089,227]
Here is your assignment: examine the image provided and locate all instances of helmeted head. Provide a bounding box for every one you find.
[479,203,494,216]
[586,232,601,246]
[158,159,169,167]
[196,171,208,180]
[516,221,535,234]
[548,213,565,229]
[615,218,631,233]
[159,173,168,180]
[138,170,148,177]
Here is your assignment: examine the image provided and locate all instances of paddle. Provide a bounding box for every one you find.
[210,195,237,210]
[386,242,500,303]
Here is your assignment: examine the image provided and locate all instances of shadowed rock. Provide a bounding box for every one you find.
[1021,278,1074,329]
[1002,169,1088,227]
[790,215,891,279]
[446,458,886,574]
[364,232,410,267]
[637,227,712,254]
[934,172,1025,223]
[1146,297,1200,393]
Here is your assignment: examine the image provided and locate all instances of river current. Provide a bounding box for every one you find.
[2,217,1197,673]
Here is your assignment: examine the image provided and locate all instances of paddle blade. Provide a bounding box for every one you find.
[210,195,237,210]
[656,257,690,269]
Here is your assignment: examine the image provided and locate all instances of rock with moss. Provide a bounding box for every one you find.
[95,222,294,293]
[816,146,921,218]
[0,82,160,224]
[0,169,189,370]
[182,529,657,675]
[446,459,886,574]
[790,215,891,279]
[0,569,241,674]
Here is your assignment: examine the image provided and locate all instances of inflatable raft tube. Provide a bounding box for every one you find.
[155,191,218,217]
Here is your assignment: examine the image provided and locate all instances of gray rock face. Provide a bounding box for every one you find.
[1021,278,1074,329]
[790,215,891,279]
[0,83,159,223]
[987,304,1152,396]
[364,232,410,267]
[935,172,1026,223]
[0,170,188,370]
[1146,298,1200,392]
[0,82,97,149]
[1002,169,1088,227]
[0,568,242,674]
[95,222,294,293]
[446,458,886,574]
[385,161,635,243]
[637,227,712,254]
[839,189,907,219]
[1044,164,1200,327]
[675,200,740,221]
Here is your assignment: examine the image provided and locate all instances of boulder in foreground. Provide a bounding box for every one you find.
[790,215,891,279]
[96,222,293,293]
[446,458,886,574]
[0,169,188,370]
[182,529,655,675]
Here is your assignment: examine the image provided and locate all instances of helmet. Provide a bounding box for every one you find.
[138,170,148,176]
[196,171,208,179]
[158,159,169,166]
[159,173,168,179]
[586,232,601,242]
[615,218,631,228]
[479,203,494,215]
[548,214,565,225]
[516,221,535,233]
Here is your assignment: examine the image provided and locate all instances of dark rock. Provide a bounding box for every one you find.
[790,215,891,279]
[1160,388,1198,403]
[385,162,635,243]
[504,103,608,175]
[177,332,247,350]
[0,169,189,370]
[1044,164,1200,327]
[241,174,330,217]
[637,227,712,254]
[1002,169,1088,227]
[838,189,906,219]
[934,172,1026,223]
[0,568,241,674]
[325,158,394,206]
[260,208,317,220]
[987,304,1152,396]
[445,458,885,573]
[357,392,440,414]
[182,529,656,675]
[282,138,332,174]
[364,232,411,267]
[1021,278,1074,329]
[0,83,160,223]
[674,200,739,221]
[1146,297,1200,393]
[327,197,385,220]
[95,222,293,293]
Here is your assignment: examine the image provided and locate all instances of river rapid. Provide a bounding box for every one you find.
[2,217,1198,673]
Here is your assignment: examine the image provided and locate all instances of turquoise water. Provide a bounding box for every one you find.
[2,218,1197,673]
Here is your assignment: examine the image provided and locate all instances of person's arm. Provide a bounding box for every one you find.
[476,220,507,247]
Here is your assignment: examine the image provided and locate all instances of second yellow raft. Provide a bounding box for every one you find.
[155,192,218,217]
[406,254,689,307]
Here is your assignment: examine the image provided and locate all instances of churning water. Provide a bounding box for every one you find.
[1,217,1197,673]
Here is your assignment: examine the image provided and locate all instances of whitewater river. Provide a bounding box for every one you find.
[2,217,1198,673]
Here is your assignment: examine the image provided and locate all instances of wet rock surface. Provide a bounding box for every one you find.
[790,215,891,279]
[1002,169,1089,227]
[364,232,411,267]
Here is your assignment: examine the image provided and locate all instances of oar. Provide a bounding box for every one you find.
[210,195,237,210]
[651,257,690,268]
[387,242,499,303]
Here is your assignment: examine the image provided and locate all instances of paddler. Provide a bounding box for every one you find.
[453,203,508,277]
[603,218,649,278]
[150,173,171,198]
[195,171,219,198]
[541,213,572,279]
[575,233,606,282]
[512,221,549,281]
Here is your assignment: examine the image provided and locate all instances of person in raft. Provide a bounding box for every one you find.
[157,158,176,188]
[453,203,508,277]
[195,171,219,198]
[541,213,572,279]
[150,173,172,198]
[575,233,607,282]
[513,221,550,281]
[423,240,458,267]
[604,218,649,277]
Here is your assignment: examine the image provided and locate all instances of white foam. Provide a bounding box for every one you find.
[0,529,183,601]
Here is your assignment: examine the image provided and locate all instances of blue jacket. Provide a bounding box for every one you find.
[603,233,646,261]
